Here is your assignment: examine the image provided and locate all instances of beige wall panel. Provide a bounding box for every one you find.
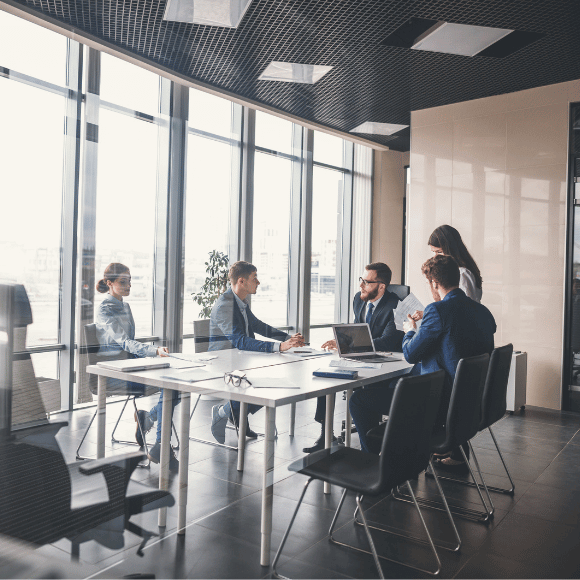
[505,164,567,227]
[506,104,568,169]
[410,122,453,179]
[403,79,575,410]
[452,113,507,175]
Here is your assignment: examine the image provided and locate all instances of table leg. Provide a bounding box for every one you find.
[158,388,173,527]
[96,375,106,459]
[260,406,276,567]
[324,393,335,494]
[289,403,296,437]
[178,393,190,535]
[345,389,353,448]
[237,401,248,472]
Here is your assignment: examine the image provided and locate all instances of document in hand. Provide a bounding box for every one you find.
[393,293,424,331]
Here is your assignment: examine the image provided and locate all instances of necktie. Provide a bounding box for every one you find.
[365,302,374,325]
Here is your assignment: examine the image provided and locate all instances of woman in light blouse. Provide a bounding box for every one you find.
[96,262,179,471]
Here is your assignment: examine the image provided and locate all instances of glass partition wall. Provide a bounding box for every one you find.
[0,8,374,414]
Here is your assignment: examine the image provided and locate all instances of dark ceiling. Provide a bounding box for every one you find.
[6,0,580,151]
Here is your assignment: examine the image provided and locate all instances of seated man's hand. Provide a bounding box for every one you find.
[157,347,169,357]
[321,339,337,351]
[403,314,417,334]
[410,310,423,321]
[280,334,305,351]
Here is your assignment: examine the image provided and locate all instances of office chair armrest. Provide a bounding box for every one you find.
[79,451,145,476]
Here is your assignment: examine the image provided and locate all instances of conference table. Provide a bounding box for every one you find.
[87,349,413,566]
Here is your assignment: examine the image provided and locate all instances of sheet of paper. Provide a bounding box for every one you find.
[393,293,424,331]
[285,348,332,358]
[159,368,221,383]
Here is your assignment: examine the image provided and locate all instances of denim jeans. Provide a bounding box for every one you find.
[149,390,181,443]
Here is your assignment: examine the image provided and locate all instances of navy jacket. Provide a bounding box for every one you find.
[209,288,290,353]
[353,290,404,352]
[403,288,496,421]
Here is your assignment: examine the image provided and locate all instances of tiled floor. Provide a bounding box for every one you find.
[34,397,580,578]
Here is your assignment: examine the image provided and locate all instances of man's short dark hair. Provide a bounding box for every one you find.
[421,255,460,289]
[229,261,257,284]
[365,262,392,286]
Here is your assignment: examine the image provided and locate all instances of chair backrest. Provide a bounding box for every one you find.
[480,344,514,430]
[444,353,490,449]
[193,319,210,353]
[81,324,129,396]
[378,370,446,490]
[387,284,410,301]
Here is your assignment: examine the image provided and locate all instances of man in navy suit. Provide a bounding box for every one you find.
[303,262,404,453]
[349,254,496,455]
[209,261,305,443]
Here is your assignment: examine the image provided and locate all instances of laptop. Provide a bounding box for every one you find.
[332,323,399,363]
[97,358,171,372]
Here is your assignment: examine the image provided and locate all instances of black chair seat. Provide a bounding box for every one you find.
[292,447,384,496]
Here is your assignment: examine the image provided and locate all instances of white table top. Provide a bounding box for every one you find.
[87,350,413,407]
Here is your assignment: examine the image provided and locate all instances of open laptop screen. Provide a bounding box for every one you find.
[334,324,374,355]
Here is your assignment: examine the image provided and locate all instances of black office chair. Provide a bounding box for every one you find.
[428,344,515,495]
[1,421,175,560]
[390,354,493,522]
[387,284,411,301]
[77,323,179,461]
[272,370,448,578]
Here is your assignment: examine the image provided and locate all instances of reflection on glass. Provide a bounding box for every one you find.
[189,89,234,137]
[100,53,160,116]
[255,111,293,155]
[0,80,65,346]
[310,166,343,325]
[313,132,345,167]
[94,109,158,337]
[0,11,67,86]
[251,152,291,326]
[184,135,234,328]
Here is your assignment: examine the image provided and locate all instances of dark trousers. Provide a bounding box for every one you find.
[229,400,261,417]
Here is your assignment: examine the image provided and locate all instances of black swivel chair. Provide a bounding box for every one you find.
[387,284,411,301]
[272,370,448,578]
[428,344,515,495]
[389,354,493,523]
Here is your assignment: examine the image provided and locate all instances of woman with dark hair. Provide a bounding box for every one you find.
[96,262,179,471]
[427,225,482,302]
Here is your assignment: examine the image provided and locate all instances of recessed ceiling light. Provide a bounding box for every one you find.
[349,122,408,136]
[258,62,333,84]
[412,22,512,57]
[163,0,253,27]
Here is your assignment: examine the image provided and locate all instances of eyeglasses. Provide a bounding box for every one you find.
[224,372,252,388]
[359,277,381,286]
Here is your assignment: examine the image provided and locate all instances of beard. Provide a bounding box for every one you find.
[362,286,380,302]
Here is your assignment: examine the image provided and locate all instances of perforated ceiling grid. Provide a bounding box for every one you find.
[9,0,580,150]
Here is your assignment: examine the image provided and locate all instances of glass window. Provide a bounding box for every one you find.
[0,79,66,346]
[189,89,234,137]
[183,90,238,333]
[255,110,293,155]
[93,109,159,338]
[0,10,67,86]
[100,53,160,117]
[251,152,292,326]
[310,166,344,325]
[313,132,345,167]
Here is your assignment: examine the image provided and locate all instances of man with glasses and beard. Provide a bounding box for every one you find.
[303,262,404,453]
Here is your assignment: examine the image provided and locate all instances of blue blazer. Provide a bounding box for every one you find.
[353,290,404,352]
[403,288,496,420]
[209,288,290,353]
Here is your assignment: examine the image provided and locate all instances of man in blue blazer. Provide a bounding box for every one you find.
[349,254,496,457]
[303,262,404,453]
[209,261,305,443]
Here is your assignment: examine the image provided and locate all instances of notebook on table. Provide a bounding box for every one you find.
[97,358,170,372]
[332,323,400,363]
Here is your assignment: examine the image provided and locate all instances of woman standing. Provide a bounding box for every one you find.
[96,262,179,471]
